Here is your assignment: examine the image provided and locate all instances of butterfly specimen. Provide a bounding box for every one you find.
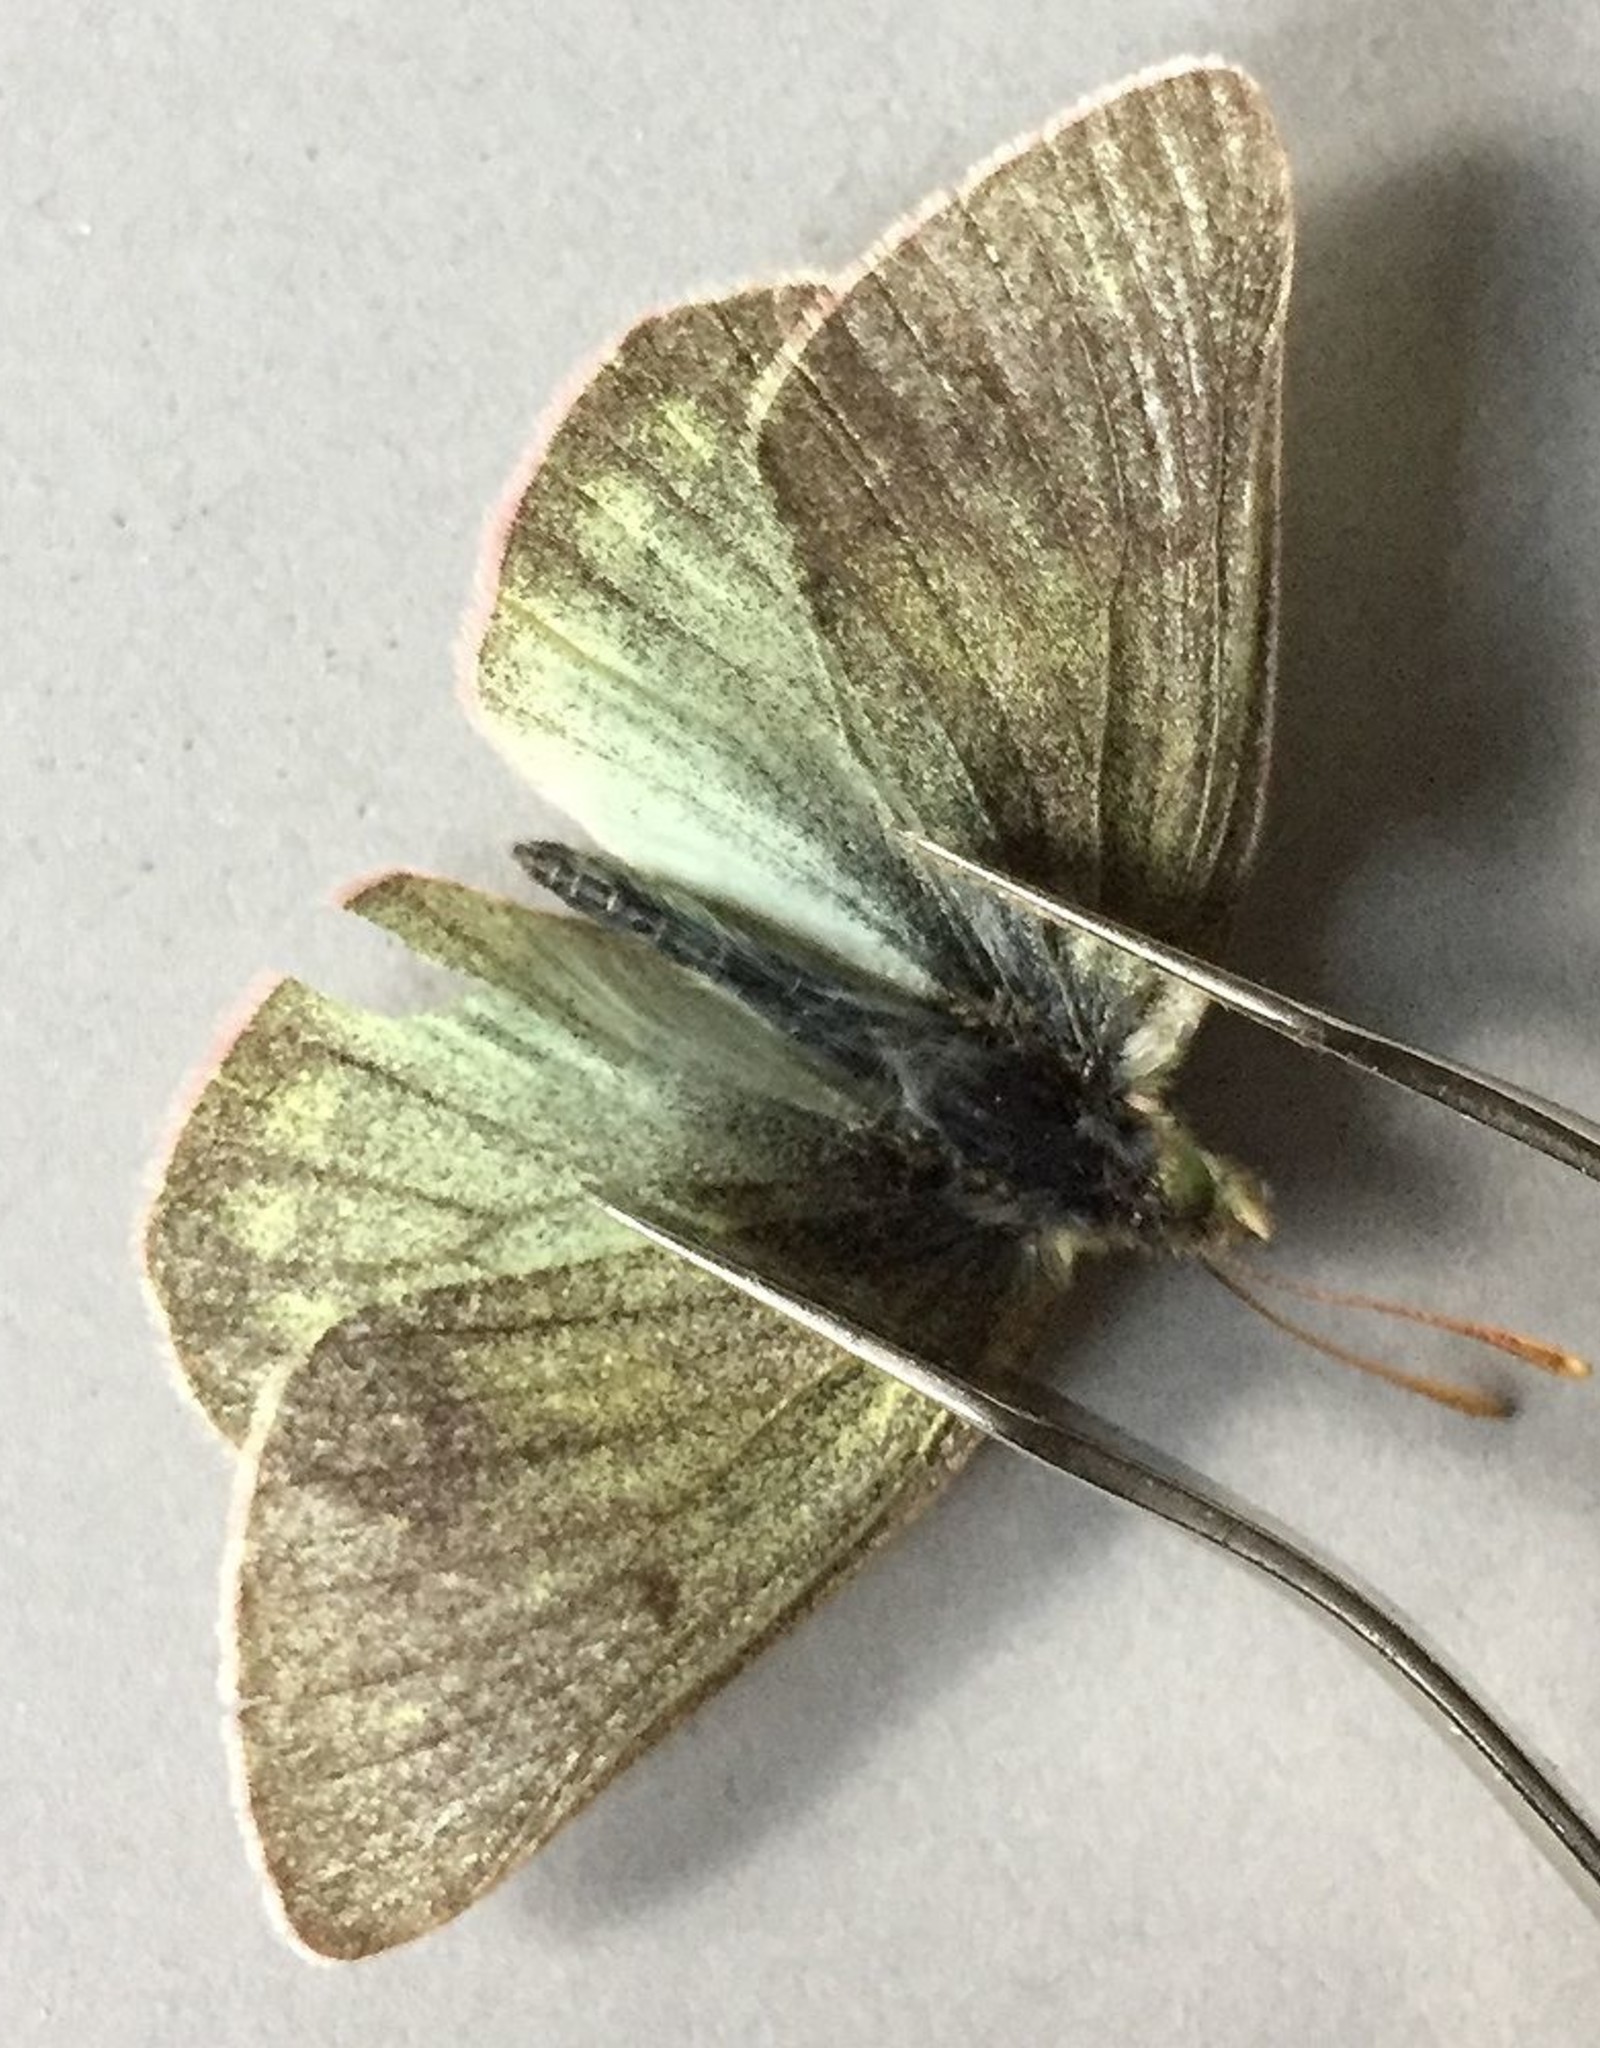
[144,58,1311,1959]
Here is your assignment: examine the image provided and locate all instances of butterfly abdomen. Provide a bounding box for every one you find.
[514,840,894,1082]
[515,839,700,945]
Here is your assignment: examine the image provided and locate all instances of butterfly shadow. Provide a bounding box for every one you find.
[1185,141,1600,1251]
[516,144,1600,1938]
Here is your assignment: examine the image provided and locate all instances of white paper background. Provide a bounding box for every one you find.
[9,2,1600,2040]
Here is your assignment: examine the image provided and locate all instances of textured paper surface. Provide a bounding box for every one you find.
[9,1,1600,2040]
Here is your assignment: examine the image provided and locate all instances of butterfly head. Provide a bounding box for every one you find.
[1139,1103,1271,1253]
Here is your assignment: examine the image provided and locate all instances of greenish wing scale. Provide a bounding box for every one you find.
[470,284,957,991]
[145,874,867,1442]
[147,871,1015,1956]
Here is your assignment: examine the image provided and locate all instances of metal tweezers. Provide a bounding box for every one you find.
[601,838,1600,1903]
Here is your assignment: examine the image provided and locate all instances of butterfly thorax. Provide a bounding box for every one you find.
[869,1020,1158,1235]
[518,842,1266,1256]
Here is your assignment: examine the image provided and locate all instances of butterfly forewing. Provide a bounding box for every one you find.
[232,1226,1028,1957]
[758,62,1291,943]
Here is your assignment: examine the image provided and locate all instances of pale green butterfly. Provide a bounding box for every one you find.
[143,58,1292,1957]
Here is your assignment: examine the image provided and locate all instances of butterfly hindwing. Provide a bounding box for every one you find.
[147,878,1024,1956]
[466,68,1291,1068]
[145,875,867,1441]
[232,1222,1031,1958]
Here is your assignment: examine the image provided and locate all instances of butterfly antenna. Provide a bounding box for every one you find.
[598,1194,1600,1907]
[1204,1259,1519,1419]
[1212,1258,1589,1383]
[904,834,1600,1188]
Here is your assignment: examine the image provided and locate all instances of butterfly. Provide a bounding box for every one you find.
[142,58,1293,1958]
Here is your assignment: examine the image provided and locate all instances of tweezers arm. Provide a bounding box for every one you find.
[602,1198,1600,1906]
[906,835,1600,1186]
[978,1369,1600,1898]
[1291,1023,1600,1186]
